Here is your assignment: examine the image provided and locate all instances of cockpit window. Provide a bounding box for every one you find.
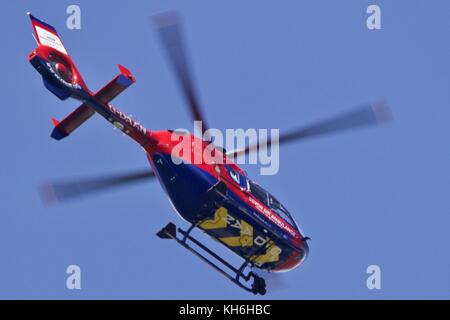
[248,180,296,227]
[268,195,296,227]
[224,165,247,189]
[248,180,269,206]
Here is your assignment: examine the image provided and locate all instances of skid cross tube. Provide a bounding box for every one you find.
[157,222,267,295]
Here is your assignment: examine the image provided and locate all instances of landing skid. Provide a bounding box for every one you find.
[157,222,267,295]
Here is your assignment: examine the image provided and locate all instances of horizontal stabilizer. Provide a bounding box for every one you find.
[51,104,95,140]
[96,64,136,102]
[51,64,136,140]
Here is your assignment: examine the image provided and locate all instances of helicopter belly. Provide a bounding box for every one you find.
[149,152,305,271]
[150,152,218,222]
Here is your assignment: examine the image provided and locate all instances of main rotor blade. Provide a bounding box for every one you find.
[152,12,209,134]
[227,101,391,158]
[40,169,156,204]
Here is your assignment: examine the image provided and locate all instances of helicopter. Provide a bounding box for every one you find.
[28,12,390,295]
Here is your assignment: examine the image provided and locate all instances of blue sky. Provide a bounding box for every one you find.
[1,0,450,299]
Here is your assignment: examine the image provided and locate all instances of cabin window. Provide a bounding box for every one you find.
[248,180,269,206]
[224,165,247,189]
[268,195,296,227]
[248,180,297,227]
[229,169,240,184]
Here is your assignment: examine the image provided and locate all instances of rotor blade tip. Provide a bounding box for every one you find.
[151,11,179,28]
[38,183,59,206]
[372,100,392,123]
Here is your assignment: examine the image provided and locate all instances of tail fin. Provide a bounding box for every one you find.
[28,14,138,141]
[27,13,89,99]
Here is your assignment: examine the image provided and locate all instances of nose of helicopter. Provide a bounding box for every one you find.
[272,238,310,272]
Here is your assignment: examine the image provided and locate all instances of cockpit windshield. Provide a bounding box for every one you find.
[247,180,268,206]
[268,195,296,227]
[247,180,297,228]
